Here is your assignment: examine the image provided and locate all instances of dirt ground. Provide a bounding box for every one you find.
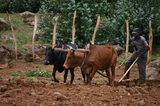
[0,60,160,106]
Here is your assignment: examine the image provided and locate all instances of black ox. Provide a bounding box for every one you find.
[44,41,85,84]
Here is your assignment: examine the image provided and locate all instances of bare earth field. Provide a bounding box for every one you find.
[0,61,160,106]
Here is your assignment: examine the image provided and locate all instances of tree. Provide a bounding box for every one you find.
[39,0,108,46]
[0,0,42,13]
[39,0,160,48]
[98,0,160,49]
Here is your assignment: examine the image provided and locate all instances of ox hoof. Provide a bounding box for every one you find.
[53,79,59,83]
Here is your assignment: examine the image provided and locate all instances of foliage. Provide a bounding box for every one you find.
[39,0,160,49]
[9,60,24,64]
[39,0,108,46]
[101,0,160,50]
[0,13,33,54]
[0,75,6,79]
[0,0,11,13]
[9,71,20,76]
[0,0,42,13]
[151,55,157,61]
[27,69,52,78]
[0,0,160,53]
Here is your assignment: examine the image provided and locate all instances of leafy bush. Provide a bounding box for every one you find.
[39,0,107,47]
[0,0,11,13]
[39,0,160,50]
[102,0,160,50]
[27,69,52,78]
[0,0,42,13]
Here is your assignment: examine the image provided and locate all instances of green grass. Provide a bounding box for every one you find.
[151,55,157,61]
[0,13,35,55]
[0,75,6,79]
[117,57,126,64]
[9,71,20,76]
[9,60,25,64]
[27,69,52,78]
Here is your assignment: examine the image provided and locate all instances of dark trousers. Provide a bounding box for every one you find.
[124,55,147,83]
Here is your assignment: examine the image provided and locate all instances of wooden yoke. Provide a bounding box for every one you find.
[53,48,69,52]
[75,49,89,53]
[91,16,100,44]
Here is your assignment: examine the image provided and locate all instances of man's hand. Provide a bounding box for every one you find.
[137,47,150,57]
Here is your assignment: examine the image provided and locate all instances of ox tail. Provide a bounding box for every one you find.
[109,48,117,86]
[111,47,118,65]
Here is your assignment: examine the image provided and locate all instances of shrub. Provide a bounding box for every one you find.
[0,0,42,13]
[39,0,160,50]
[27,69,52,78]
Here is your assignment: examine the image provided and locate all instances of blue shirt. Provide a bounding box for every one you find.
[131,36,149,57]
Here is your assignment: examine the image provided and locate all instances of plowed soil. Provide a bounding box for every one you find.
[0,61,160,106]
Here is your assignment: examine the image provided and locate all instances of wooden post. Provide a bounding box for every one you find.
[71,10,76,44]
[147,21,153,64]
[125,20,130,59]
[91,16,100,44]
[32,14,38,62]
[7,12,17,60]
[52,17,58,48]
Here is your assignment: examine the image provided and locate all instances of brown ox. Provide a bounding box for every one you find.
[63,43,117,86]
[63,49,84,69]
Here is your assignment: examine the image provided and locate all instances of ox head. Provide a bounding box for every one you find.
[43,41,75,65]
[44,46,56,65]
[63,43,91,69]
[63,49,86,69]
[43,45,65,65]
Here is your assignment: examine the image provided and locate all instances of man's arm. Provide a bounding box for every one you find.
[138,46,150,57]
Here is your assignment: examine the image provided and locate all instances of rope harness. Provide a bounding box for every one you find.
[80,43,90,68]
[80,51,88,68]
[53,44,64,64]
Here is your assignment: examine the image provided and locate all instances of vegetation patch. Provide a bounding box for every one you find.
[9,71,20,76]
[0,75,6,79]
[27,69,52,78]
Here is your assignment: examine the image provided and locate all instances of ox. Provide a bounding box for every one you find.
[63,49,85,69]
[63,43,117,86]
[44,41,85,84]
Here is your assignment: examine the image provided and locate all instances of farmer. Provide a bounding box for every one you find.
[124,28,150,85]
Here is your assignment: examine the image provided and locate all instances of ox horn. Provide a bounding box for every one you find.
[66,45,73,49]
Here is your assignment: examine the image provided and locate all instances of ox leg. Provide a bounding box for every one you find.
[88,68,97,85]
[105,69,111,85]
[81,68,86,82]
[64,69,68,83]
[86,74,90,85]
[110,66,116,86]
[69,68,75,84]
[52,67,59,83]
